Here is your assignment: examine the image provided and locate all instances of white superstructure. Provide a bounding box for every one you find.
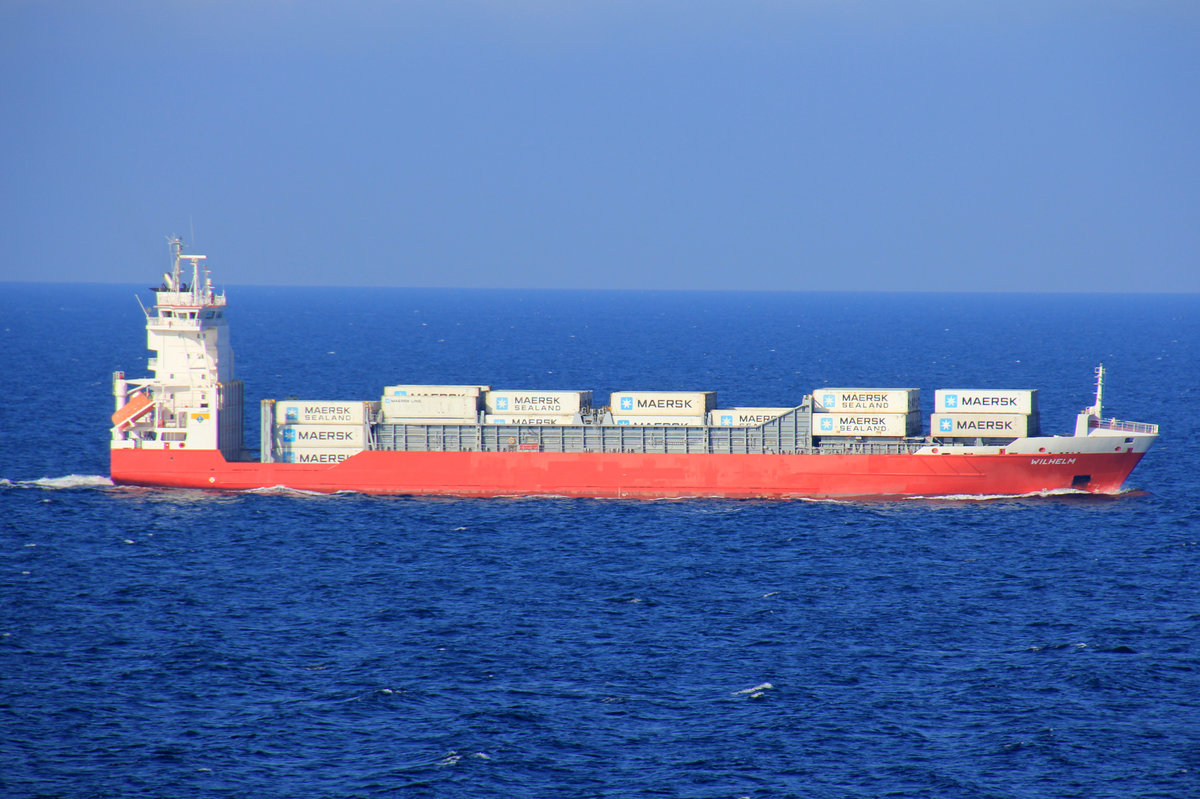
[111,238,243,458]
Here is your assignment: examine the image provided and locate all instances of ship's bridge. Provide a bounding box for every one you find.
[111,238,243,461]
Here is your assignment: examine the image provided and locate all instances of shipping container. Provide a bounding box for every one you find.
[383,384,489,398]
[813,411,922,437]
[484,415,578,425]
[381,394,479,421]
[611,415,707,426]
[484,390,592,415]
[933,389,1038,415]
[931,413,1037,437]
[812,388,919,413]
[610,391,716,417]
[709,407,794,427]
[275,424,366,448]
[275,400,368,426]
[276,446,362,464]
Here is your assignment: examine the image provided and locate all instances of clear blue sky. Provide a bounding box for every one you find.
[2,1,1197,291]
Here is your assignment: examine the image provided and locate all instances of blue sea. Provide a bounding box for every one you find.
[2,284,1199,798]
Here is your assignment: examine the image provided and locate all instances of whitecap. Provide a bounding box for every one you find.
[733,682,774,697]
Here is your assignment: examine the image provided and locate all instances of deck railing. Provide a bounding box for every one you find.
[1090,418,1159,435]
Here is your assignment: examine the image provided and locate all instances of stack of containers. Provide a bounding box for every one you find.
[274,400,372,464]
[812,388,921,437]
[609,391,715,426]
[931,389,1039,439]
[709,407,793,427]
[483,390,592,425]
[381,385,488,424]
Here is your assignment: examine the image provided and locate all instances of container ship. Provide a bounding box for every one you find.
[110,241,1158,499]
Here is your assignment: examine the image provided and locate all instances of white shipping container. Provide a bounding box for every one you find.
[709,408,794,427]
[814,411,921,437]
[931,413,1036,437]
[484,390,592,415]
[275,401,367,426]
[276,446,363,464]
[934,389,1038,415]
[383,384,489,398]
[275,424,366,448]
[484,414,577,425]
[612,415,706,426]
[610,391,716,417]
[812,388,920,413]
[381,394,479,420]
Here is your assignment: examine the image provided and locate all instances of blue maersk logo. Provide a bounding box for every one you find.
[720,414,733,426]
[939,418,954,433]
[944,393,958,409]
[620,397,633,411]
[283,428,297,443]
[285,406,298,423]
[497,397,509,410]
[820,417,834,432]
[822,393,836,409]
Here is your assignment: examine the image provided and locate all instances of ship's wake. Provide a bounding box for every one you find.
[0,475,115,491]
[905,487,1143,503]
[246,484,333,497]
[242,485,364,498]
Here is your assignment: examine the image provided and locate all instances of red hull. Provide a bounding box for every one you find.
[111,447,1146,499]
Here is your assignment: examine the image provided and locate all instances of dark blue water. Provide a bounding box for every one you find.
[3,285,1199,797]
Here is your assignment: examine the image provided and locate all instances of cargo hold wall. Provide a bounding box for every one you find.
[373,406,818,455]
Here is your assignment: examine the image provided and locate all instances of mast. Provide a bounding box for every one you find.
[1088,363,1105,418]
[1074,363,1105,436]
